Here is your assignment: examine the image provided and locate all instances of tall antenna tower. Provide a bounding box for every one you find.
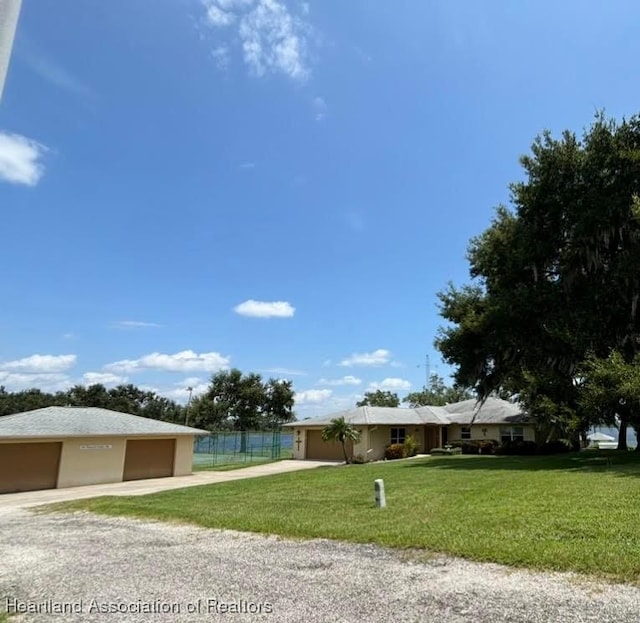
[417,354,430,388]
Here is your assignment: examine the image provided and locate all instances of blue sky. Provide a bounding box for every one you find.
[1,0,640,417]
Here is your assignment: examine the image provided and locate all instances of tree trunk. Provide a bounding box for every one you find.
[618,417,628,451]
[341,440,349,464]
[240,430,248,454]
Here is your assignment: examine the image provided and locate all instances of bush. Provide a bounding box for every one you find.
[495,440,538,455]
[384,443,406,460]
[351,454,369,464]
[403,434,420,457]
[448,440,500,455]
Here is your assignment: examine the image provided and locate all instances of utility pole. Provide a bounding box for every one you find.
[184,386,194,426]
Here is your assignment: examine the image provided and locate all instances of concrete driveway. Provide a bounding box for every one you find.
[0,459,338,512]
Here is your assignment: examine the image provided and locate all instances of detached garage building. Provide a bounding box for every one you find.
[0,406,207,494]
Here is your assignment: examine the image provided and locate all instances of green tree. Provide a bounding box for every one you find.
[0,387,65,416]
[263,378,295,429]
[66,384,111,409]
[321,416,362,463]
[356,390,400,407]
[436,113,640,443]
[579,350,640,451]
[190,370,296,447]
[403,373,474,407]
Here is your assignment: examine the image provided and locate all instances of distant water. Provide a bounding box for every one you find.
[594,426,637,449]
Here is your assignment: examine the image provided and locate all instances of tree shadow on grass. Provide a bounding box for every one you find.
[402,451,640,476]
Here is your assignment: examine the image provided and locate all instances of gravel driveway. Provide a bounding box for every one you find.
[1,508,639,623]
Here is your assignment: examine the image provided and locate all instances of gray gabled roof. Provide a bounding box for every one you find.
[441,397,528,425]
[285,397,528,428]
[0,407,208,439]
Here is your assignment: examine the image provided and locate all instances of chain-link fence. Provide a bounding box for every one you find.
[193,430,294,469]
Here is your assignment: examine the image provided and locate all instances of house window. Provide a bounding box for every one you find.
[500,426,524,443]
[390,427,406,445]
[460,426,471,440]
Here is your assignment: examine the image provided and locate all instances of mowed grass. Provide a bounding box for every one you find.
[51,452,640,583]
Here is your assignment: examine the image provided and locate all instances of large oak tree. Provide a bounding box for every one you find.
[436,113,640,446]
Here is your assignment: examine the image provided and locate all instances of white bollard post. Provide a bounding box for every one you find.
[374,479,386,508]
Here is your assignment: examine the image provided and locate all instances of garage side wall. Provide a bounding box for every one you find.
[57,437,126,488]
[174,436,194,476]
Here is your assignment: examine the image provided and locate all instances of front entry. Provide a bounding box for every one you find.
[423,427,441,453]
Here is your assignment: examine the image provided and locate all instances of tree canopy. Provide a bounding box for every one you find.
[321,416,361,463]
[356,390,400,408]
[0,383,183,421]
[188,369,295,431]
[435,112,640,444]
[403,373,474,407]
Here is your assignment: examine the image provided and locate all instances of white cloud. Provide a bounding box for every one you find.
[0,132,47,186]
[62,332,77,340]
[105,350,230,374]
[0,372,71,392]
[151,378,210,403]
[82,372,127,386]
[204,3,236,26]
[368,377,411,391]
[0,354,76,373]
[264,367,306,376]
[312,96,327,121]
[318,375,361,386]
[234,299,295,318]
[339,349,391,367]
[182,376,205,387]
[239,161,256,169]
[201,0,311,80]
[211,45,231,69]
[294,391,361,419]
[109,320,163,329]
[295,388,332,404]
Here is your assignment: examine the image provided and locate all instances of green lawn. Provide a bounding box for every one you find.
[50,452,640,583]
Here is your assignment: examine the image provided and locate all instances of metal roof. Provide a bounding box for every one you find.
[285,397,528,428]
[0,406,208,439]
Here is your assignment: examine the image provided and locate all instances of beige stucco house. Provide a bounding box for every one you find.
[0,406,207,494]
[285,397,533,461]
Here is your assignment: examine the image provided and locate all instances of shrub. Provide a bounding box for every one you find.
[384,443,406,460]
[448,440,500,455]
[351,454,369,464]
[495,440,538,455]
[403,434,420,457]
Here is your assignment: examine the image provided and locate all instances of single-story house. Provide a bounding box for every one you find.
[0,406,207,494]
[284,397,533,461]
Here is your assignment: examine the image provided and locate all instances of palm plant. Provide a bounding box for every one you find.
[321,416,361,464]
